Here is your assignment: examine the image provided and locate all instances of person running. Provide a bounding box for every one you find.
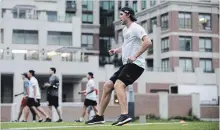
[28,70,51,122]
[43,67,62,122]
[86,6,152,126]
[75,72,98,122]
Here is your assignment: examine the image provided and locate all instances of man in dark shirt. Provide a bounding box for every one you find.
[44,67,62,122]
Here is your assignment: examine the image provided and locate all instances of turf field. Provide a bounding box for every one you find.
[0,121,219,130]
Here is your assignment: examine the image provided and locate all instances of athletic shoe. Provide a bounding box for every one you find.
[38,119,43,122]
[75,120,82,122]
[44,118,52,122]
[21,120,27,122]
[56,119,63,122]
[112,114,132,126]
[85,115,105,125]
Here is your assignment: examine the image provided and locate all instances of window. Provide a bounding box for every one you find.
[1,29,3,44]
[1,74,13,103]
[161,37,169,52]
[141,21,147,32]
[1,9,6,18]
[150,0,156,6]
[178,12,191,29]
[82,0,93,11]
[101,1,114,11]
[82,14,93,23]
[161,13,168,30]
[199,14,211,30]
[47,31,72,46]
[179,36,192,51]
[142,0,146,10]
[200,59,213,73]
[148,40,153,55]
[82,0,93,24]
[12,8,26,19]
[65,12,74,22]
[13,30,38,44]
[161,58,170,71]
[150,17,157,33]
[199,38,212,52]
[66,1,76,9]
[47,11,57,22]
[132,1,137,12]
[81,34,93,49]
[125,1,129,6]
[179,58,193,72]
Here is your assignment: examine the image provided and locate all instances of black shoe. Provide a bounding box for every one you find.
[85,115,105,125]
[44,118,52,122]
[38,119,43,122]
[56,119,63,122]
[75,120,82,122]
[21,120,27,122]
[112,114,132,126]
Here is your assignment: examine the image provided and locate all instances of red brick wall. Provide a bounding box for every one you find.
[168,95,192,118]
[200,106,219,118]
[134,94,159,117]
[1,106,11,122]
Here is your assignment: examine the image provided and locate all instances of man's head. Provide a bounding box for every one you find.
[119,7,137,25]
[87,72,94,80]
[28,70,35,78]
[22,73,29,80]
[50,67,56,75]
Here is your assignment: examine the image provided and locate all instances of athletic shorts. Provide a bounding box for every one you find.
[84,99,97,107]
[20,97,28,107]
[47,95,59,108]
[110,63,144,86]
[27,98,40,107]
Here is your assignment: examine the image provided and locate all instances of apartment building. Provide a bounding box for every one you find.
[0,0,219,121]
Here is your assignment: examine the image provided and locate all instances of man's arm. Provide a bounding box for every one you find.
[114,47,122,53]
[14,92,24,97]
[134,35,152,58]
[26,86,29,97]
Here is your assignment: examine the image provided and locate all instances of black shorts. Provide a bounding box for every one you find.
[47,95,59,108]
[27,98,40,107]
[84,99,97,107]
[110,63,144,86]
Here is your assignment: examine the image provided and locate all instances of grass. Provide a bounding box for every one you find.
[0,121,219,130]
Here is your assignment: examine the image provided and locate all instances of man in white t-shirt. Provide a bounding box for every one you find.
[76,72,98,122]
[27,70,51,122]
[86,7,152,126]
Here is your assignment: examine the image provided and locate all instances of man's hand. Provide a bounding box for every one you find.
[83,93,87,96]
[127,56,137,63]
[24,95,28,98]
[109,47,121,56]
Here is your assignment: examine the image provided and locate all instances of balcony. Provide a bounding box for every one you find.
[66,1,76,13]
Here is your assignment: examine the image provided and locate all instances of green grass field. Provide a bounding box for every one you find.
[0,121,219,130]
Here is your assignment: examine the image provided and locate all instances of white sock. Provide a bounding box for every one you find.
[80,117,84,121]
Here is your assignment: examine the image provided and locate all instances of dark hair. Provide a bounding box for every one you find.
[29,70,35,76]
[88,72,94,78]
[50,67,56,73]
[22,73,29,79]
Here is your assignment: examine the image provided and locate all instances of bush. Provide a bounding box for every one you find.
[168,116,199,121]
[146,114,160,120]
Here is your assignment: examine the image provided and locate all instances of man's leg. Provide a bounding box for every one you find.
[16,106,25,121]
[48,105,52,118]
[98,81,114,116]
[85,81,114,124]
[23,106,30,121]
[55,107,62,121]
[36,107,50,119]
[31,106,43,121]
[30,107,36,121]
[80,105,87,121]
[114,80,127,114]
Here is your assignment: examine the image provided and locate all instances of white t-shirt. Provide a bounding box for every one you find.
[122,22,148,69]
[86,79,97,101]
[29,77,41,99]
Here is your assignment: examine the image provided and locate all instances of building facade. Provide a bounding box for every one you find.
[0,0,219,121]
